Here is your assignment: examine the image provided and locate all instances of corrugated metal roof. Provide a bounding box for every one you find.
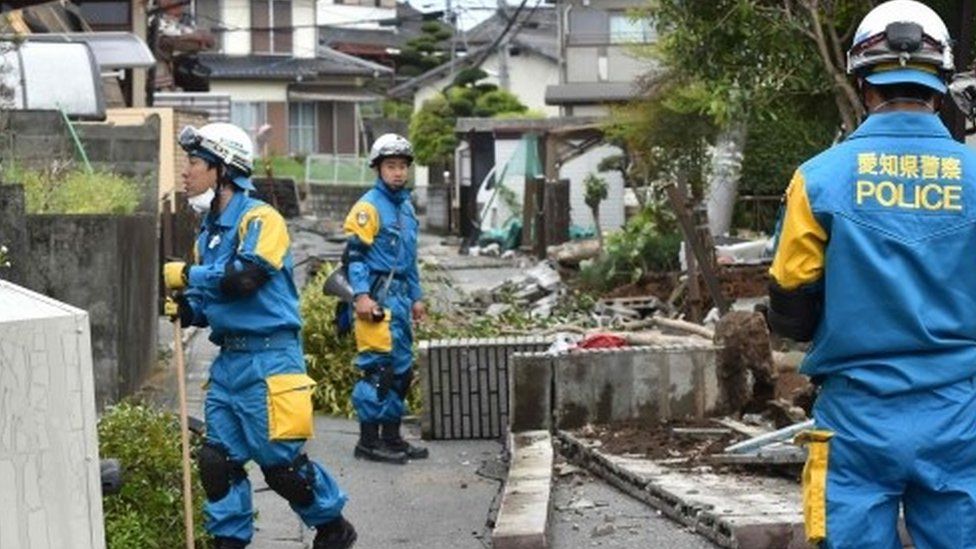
[199,48,392,81]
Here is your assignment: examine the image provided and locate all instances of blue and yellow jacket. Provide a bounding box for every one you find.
[342,179,422,304]
[771,112,976,395]
[184,190,301,341]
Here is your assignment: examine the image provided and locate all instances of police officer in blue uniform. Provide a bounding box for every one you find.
[342,134,428,464]
[768,2,976,547]
[163,122,356,549]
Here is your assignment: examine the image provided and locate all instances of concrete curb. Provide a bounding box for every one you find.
[556,430,812,549]
[492,431,554,549]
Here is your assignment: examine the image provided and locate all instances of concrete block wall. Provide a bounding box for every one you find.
[77,116,161,215]
[306,184,370,223]
[510,343,720,432]
[0,111,163,216]
[0,281,105,549]
[23,213,158,410]
[0,185,27,286]
[0,111,73,170]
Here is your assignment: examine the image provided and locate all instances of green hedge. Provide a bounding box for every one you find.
[3,166,139,215]
[98,402,210,549]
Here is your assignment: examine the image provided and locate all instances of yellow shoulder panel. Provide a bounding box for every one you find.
[238,204,290,270]
[343,201,380,245]
[769,171,827,290]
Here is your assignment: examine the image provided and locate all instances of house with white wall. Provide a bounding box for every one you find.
[168,0,394,156]
[545,0,657,117]
[388,6,560,192]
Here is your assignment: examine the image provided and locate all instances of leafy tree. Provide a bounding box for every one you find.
[474,90,527,117]
[584,173,609,252]
[409,72,528,167]
[396,21,452,77]
[409,95,458,166]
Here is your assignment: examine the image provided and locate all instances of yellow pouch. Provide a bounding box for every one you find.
[794,429,834,543]
[266,373,317,440]
[354,310,393,353]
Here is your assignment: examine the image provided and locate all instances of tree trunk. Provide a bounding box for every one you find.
[590,206,604,254]
[705,121,748,237]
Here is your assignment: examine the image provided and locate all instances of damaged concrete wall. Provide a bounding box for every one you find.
[0,282,106,549]
[510,343,720,432]
[24,213,158,410]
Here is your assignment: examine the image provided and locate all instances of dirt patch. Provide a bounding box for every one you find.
[576,419,742,464]
[714,310,775,415]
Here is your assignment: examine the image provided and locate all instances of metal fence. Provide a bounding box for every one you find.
[304,153,419,186]
[304,154,372,186]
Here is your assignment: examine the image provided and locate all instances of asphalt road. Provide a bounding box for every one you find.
[549,463,719,549]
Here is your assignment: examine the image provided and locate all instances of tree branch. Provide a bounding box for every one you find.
[801,0,863,131]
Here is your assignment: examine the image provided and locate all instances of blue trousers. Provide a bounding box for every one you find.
[203,343,347,542]
[806,376,976,549]
[351,281,413,423]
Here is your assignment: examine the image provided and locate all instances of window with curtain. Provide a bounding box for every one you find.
[608,12,655,45]
[231,102,267,145]
[289,102,317,155]
[251,0,293,54]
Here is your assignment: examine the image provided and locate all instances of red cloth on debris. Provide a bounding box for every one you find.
[576,333,629,349]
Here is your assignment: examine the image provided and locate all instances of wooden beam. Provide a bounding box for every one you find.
[664,182,730,315]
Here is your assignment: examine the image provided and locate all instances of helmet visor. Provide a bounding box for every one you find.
[865,68,947,93]
[178,126,202,152]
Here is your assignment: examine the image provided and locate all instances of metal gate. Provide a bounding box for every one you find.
[418,337,551,440]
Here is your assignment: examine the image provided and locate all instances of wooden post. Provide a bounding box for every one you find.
[675,181,702,321]
[532,176,546,258]
[665,182,730,315]
[172,321,196,549]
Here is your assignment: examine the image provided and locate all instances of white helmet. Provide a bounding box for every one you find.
[368,133,413,168]
[847,0,953,93]
[179,123,255,190]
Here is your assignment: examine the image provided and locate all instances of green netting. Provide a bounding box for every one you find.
[479,134,543,226]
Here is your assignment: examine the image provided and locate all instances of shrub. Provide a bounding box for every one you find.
[579,207,683,291]
[4,165,140,215]
[98,402,209,549]
[300,265,425,417]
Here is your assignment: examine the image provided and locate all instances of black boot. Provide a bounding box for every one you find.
[212,537,248,549]
[381,421,429,459]
[313,516,357,549]
[354,422,408,464]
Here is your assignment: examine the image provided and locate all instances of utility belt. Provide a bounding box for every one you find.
[219,330,299,352]
[369,272,409,299]
[370,272,408,283]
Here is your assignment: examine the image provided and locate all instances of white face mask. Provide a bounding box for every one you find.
[187,187,215,214]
